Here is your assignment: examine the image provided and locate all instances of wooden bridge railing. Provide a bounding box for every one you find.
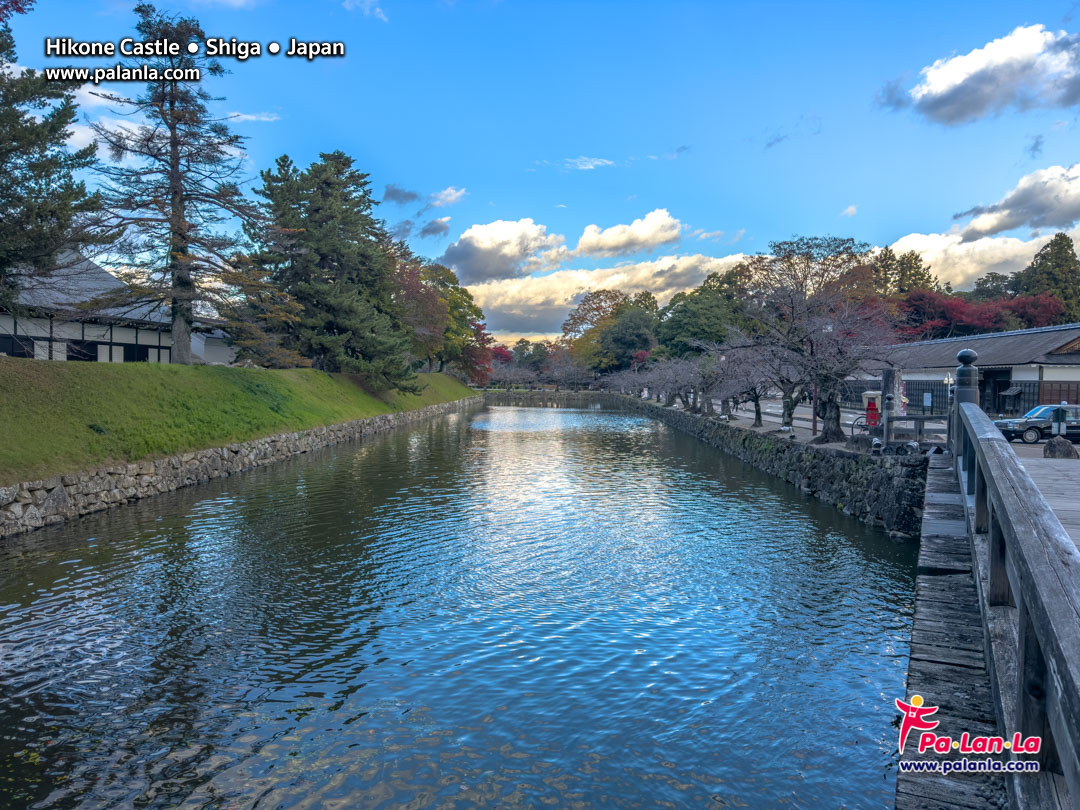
[950,349,1080,807]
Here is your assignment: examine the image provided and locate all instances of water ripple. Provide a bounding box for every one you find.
[0,406,916,808]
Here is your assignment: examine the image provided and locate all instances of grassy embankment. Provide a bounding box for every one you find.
[0,356,474,484]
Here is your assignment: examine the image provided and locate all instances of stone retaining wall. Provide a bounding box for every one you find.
[484,391,927,539]
[0,396,483,540]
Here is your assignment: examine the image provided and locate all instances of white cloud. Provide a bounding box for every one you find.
[698,230,724,240]
[228,111,280,122]
[343,0,388,21]
[891,227,1080,289]
[955,163,1080,240]
[841,205,857,217]
[66,123,97,149]
[563,156,615,171]
[441,210,690,282]
[730,229,746,244]
[574,208,682,258]
[469,253,746,335]
[77,115,146,164]
[430,186,466,207]
[73,84,114,109]
[889,24,1080,124]
[440,218,566,284]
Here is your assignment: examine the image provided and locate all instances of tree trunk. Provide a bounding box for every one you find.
[781,391,797,427]
[753,398,763,427]
[166,90,193,365]
[814,391,845,443]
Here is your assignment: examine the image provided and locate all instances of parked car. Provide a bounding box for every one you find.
[993,404,1080,444]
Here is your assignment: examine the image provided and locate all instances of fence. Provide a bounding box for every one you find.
[837,380,880,411]
[843,377,1079,419]
[1041,382,1080,407]
[950,350,1080,808]
[904,380,950,415]
[837,379,950,415]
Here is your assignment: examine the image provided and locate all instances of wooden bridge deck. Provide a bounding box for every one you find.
[895,452,1009,809]
[1018,457,1080,551]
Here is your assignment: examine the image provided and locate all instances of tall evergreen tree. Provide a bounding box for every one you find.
[90,3,255,363]
[895,250,943,294]
[870,247,944,295]
[1013,233,1080,323]
[252,152,416,390]
[0,19,102,308]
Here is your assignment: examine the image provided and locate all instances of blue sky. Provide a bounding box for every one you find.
[10,0,1080,339]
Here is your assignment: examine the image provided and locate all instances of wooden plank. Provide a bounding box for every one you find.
[910,642,988,669]
[896,774,1009,810]
[898,446,1009,809]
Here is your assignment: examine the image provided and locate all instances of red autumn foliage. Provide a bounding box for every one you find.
[491,344,514,365]
[460,320,494,386]
[0,0,35,22]
[898,289,1066,339]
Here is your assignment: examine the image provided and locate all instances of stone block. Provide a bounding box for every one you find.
[41,486,70,516]
[1044,436,1079,459]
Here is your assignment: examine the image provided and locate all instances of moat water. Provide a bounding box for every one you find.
[0,406,917,807]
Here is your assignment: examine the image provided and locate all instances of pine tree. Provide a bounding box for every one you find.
[0,20,102,308]
[895,250,941,294]
[870,247,943,295]
[90,3,256,364]
[252,152,417,391]
[1013,233,1080,323]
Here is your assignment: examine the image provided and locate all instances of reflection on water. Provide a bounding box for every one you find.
[0,407,916,808]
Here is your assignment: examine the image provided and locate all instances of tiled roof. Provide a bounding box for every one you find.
[889,323,1080,369]
[14,252,171,326]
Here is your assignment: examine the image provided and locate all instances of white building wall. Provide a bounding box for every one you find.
[198,336,235,365]
[15,316,49,337]
[53,321,82,341]
[1011,366,1041,381]
[1043,366,1080,381]
[1,311,222,365]
[112,326,137,344]
[899,368,953,381]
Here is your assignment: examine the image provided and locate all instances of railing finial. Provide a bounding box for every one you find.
[955,349,979,407]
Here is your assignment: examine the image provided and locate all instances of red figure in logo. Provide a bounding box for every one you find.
[896,694,939,755]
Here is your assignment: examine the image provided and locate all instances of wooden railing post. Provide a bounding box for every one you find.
[974,460,989,533]
[1017,596,1059,772]
[884,392,894,445]
[987,503,1013,606]
[955,350,978,494]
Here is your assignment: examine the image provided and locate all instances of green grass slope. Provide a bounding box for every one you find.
[0,357,474,484]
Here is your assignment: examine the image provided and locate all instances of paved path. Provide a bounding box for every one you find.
[895,452,1008,809]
